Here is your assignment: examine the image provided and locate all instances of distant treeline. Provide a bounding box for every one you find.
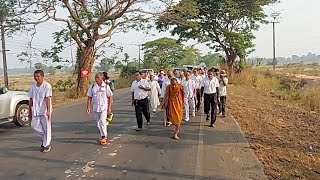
[249,52,320,65]
[0,66,75,76]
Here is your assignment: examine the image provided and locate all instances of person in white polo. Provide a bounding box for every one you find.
[28,70,53,153]
[201,69,220,127]
[191,68,203,112]
[87,72,113,145]
[131,71,151,131]
[218,70,228,117]
[182,71,196,121]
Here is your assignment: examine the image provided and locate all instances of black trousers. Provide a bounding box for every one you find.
[195,89,201,111]
[219,96,227,115]
[134,98,150,128]
[204,93,218,125]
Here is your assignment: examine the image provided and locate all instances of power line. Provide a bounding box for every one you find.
[6,40,53,48]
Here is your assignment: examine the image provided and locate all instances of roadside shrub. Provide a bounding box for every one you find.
[115,76,133,89]
[302,88,320,113]
[53,78,76,92]
[120,66,136,78]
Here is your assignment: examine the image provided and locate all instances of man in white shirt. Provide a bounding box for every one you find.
[87,72,113,145]
[131,71,151,131]
[182,71,196,121]
[201,70,220,127]
[191,68,203,112]
[203,67,208,77]
[160,70,181,99]
[218,70,228,117]
[28,70,53,153]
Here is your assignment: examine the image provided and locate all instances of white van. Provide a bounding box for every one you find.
[139,69,154,74]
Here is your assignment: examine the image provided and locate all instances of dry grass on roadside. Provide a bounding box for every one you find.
[3,74,79,106]
[115,76,133,89]
[2,72,127,106]
[282,63,320,77]
[230,68,320,113]
[228,85,320,180]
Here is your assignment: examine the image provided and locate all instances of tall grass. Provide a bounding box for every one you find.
[114,76,133,89]
[282,63,320,77]
[231,68,320,113]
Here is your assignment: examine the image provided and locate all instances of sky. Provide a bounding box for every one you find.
[1,0,320,69]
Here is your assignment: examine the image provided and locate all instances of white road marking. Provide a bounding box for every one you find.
[108,153,117,157]
[64,170,72,174]
[82,161,95,173]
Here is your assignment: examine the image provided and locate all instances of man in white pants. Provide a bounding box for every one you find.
[28,70,53,153]
[182,71,196,121]
[87,72,113,145]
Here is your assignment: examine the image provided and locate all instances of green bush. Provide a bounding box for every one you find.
[53,78,76,92]
[120,66,136,78]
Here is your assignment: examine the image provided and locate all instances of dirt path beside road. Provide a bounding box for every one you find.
[228,85,320,180]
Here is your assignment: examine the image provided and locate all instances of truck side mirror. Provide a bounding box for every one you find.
[0,87,8,94]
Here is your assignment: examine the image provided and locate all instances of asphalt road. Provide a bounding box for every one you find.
[0,88,267,180]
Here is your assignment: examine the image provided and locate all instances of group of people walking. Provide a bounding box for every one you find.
[27,66,228,153]
[131,67,228,139]
[28,70,115,151]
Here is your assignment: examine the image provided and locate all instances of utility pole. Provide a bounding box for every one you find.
[271,13,280,70]
[1,24,9,88]
[70,38,74,66]
[138,44,141,70]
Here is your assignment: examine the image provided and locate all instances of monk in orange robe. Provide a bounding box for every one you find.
[162,78,184,139]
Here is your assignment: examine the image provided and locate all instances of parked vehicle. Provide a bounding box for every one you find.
[139,69,154,74]
[183,65,195,71]
[172,67,188,74]
[0,86,30,127]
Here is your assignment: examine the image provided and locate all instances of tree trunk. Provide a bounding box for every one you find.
[76,46,95,98]
[226,53,237,76]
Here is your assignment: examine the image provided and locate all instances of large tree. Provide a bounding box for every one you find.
[96,57,115,72]
[26,0,165,97]
[0,0,50,88]
[157,0,275,72]
[143,37,185,70]
[199,52,225,67]
[177,45,201,66]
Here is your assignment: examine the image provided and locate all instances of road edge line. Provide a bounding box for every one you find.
[194,112,204,180]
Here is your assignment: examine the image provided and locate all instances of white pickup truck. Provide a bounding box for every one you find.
[0,86,30,127]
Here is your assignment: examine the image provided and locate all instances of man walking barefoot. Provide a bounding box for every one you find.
[162,78,184,139]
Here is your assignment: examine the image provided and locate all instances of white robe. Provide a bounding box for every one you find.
[149,80,161,111]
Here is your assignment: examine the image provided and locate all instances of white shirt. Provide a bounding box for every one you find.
[201,77,220,94]
[218,77,228,96]
[160,77,181,98]
[87,82,113,112]
[28,81,52,116]
[191,74,203,90]
[131,79,151,100]
[182,79,196,98]
[153,76,159,81]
